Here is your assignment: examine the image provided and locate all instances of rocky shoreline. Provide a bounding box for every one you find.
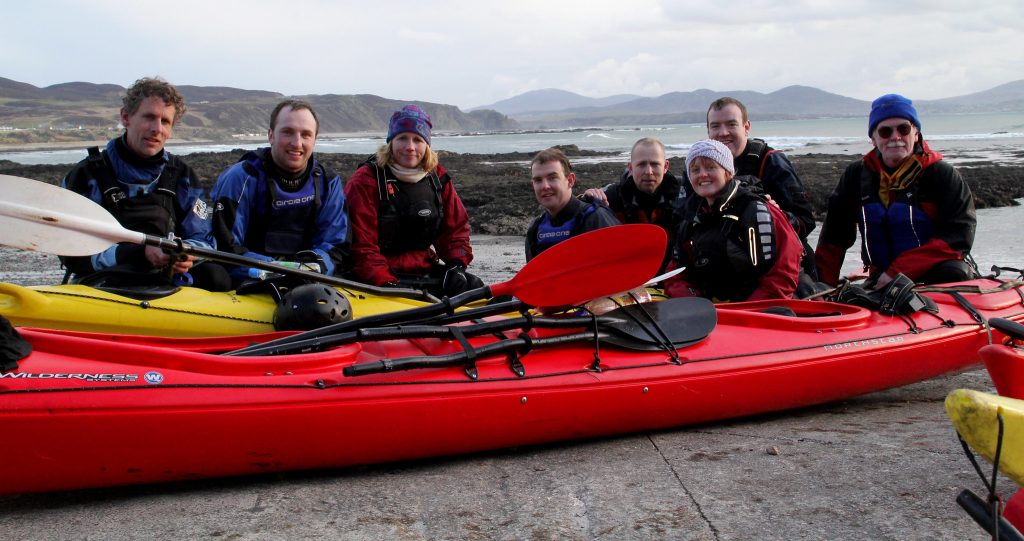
[3,146,1023,236]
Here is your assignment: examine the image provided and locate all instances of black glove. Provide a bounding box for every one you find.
[442,263,469,297]
[381,281,400,288]
[293,250,327,274]
[876,273,928,316]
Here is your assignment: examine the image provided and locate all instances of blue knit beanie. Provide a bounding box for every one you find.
[868,94,921,136]
[387,105,432,145]
[685,139,735,175]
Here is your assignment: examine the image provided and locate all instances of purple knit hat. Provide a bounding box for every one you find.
[387,105,432,145]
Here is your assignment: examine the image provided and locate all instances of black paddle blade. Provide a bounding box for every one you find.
[598,297,717,351]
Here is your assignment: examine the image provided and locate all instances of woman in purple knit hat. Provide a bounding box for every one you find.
[344,105,483,298]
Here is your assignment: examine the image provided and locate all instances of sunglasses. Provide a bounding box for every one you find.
[876,123,913,138]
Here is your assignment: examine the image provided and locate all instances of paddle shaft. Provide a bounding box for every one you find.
[226,297,527,356]
[241,314,638,356]
[145,235,436,302]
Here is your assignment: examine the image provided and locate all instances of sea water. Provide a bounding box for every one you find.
[4,112,1024,165]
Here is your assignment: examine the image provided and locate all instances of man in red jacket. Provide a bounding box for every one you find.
[815,94,977,288]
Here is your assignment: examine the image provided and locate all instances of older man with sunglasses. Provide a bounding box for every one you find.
[815,94,977,289]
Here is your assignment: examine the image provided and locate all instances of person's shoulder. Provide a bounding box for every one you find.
[925,157,958,174]
[213,160,253,187]
[841,156,867,175]
[346,163,377,185]
[64,155,92,176]
[763,148,796,169]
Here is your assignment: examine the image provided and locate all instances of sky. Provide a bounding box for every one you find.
[4,0,1023,110]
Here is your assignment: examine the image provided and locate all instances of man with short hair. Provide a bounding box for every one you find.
[212,99,348,286]
[525,148,619,261]
[581,137,682,269]
[702,97,816,240]
[60,77,230,291]
[700,97,819,292]
[815,94,977,289]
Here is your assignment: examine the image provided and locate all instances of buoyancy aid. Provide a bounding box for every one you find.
[364,156,447,256]
[856,160,934,271]
[676,179,777,301]
[733,138,777,181]
[610,171,681,229]
[84,146,180,238]
[239,151,328,258]
[534,202,597,253]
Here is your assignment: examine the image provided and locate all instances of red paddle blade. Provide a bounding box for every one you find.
[493,224,666,307]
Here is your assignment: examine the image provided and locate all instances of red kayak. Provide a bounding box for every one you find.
[970,318,1024,536]
[980,318,1024,398]
[2,278,1023,494]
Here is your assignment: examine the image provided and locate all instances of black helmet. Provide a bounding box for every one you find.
[273,284,353,331]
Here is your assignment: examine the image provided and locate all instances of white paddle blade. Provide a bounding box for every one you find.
[0,174,144,256]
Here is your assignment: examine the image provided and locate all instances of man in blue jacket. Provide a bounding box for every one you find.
[211,99,348,286]
[60,77,230,291]
[525,148,620,261]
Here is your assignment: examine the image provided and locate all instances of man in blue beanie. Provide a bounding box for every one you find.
[815,94,977,289]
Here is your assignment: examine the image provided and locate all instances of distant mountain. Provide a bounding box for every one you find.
[506,82,1024,128]
[4,77,1024,141]
[473,88,642,116]
[0,78,520,144]
[917,80,1024,114]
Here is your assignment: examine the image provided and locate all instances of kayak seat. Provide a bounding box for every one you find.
[74,269,180,301]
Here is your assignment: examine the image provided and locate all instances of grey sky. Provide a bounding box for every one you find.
[5,0,1022,109]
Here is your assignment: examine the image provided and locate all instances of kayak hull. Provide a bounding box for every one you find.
[3,278,1023,494]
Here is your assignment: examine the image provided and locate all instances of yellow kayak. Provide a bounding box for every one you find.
[946,388,1024,486]
[0,281,430,337]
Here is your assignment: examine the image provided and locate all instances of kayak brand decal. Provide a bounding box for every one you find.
[0,372,139,382]
[144,371,165,385]
[823,336,905,351]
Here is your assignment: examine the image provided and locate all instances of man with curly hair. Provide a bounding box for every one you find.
[60,77,230,291]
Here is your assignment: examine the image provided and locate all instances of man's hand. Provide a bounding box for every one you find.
[581,188,609,206]
[144,245,194,273]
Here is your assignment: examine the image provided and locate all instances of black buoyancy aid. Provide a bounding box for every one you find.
[856,165,933,270]
[611,172,680,229]
[365,157,447,256]
[532,200,598,256]
[677,180,776,301]
[733,138,777,181]
[85,146,180,238]
[241,152,327,258]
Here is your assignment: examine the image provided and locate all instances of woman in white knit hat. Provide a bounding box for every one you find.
[664,139,802,302]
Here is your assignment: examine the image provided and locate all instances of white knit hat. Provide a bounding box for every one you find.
[685,139,735,175]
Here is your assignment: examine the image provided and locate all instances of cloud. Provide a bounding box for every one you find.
[4,0,1023,108]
